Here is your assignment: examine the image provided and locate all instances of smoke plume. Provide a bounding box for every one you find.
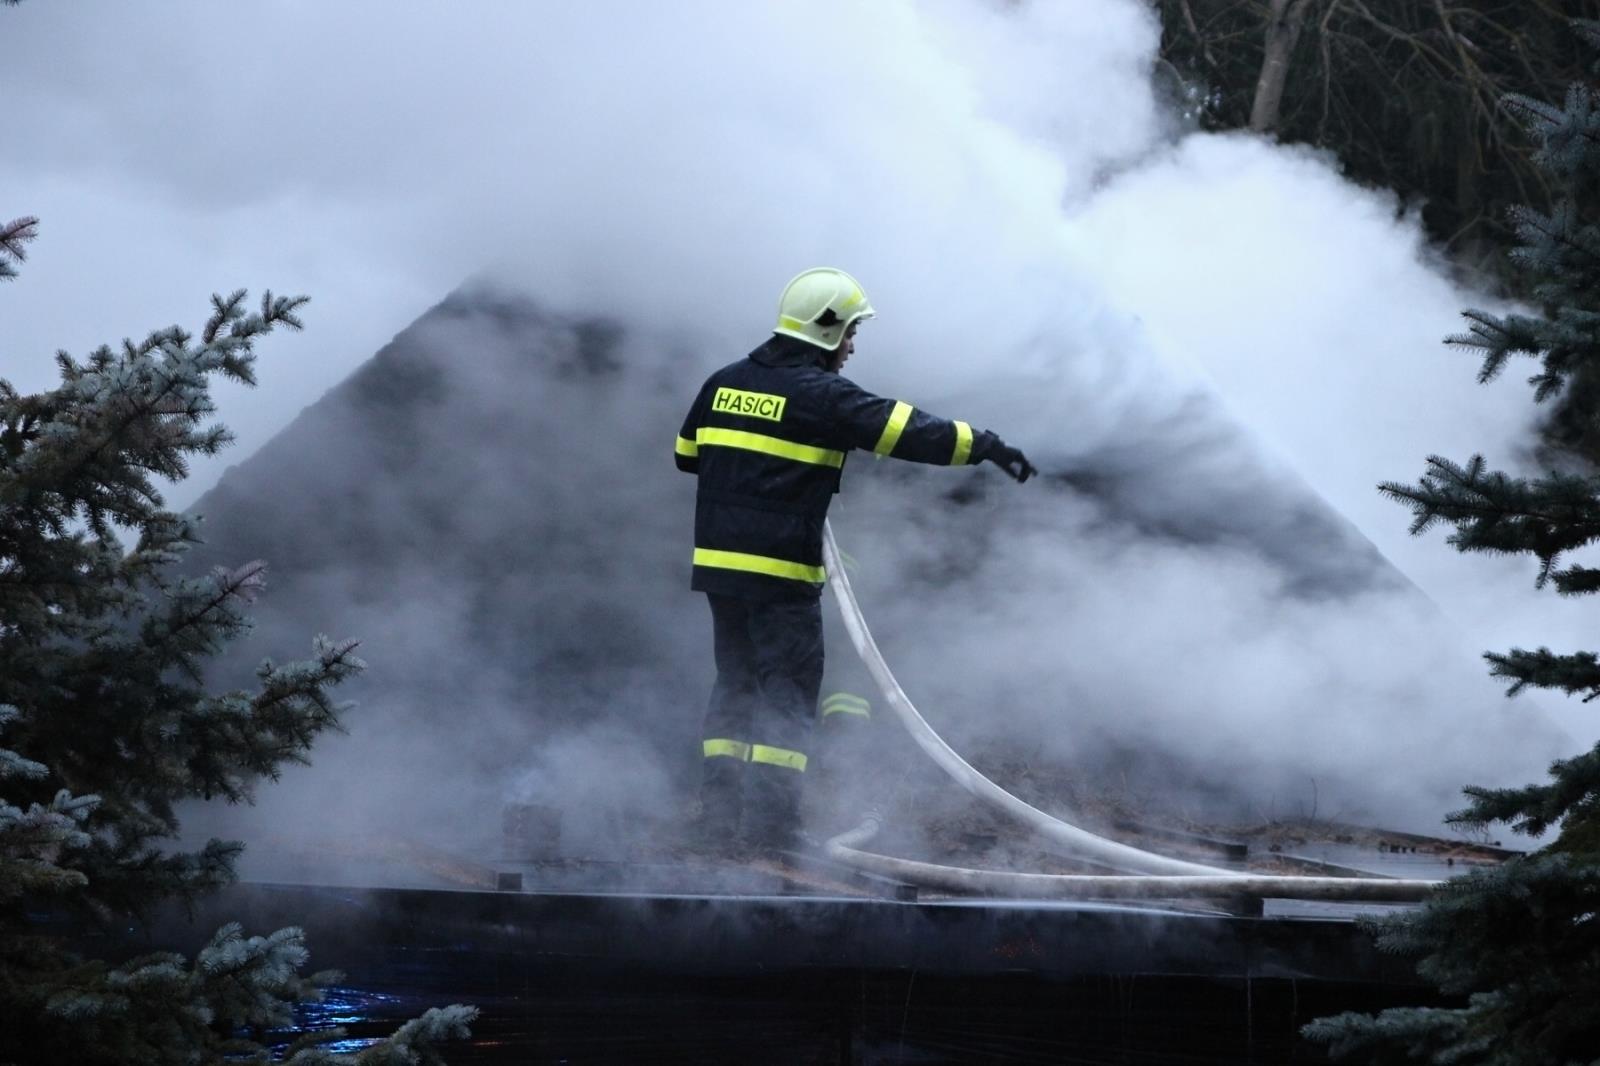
[0,1,1575,871]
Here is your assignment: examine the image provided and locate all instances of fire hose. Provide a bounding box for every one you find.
[819,520,1440,902]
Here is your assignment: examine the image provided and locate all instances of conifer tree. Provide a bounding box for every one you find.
[0,217,475,1063]
[1305,19,1600,1065]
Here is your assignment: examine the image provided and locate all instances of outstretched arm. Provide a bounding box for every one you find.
[829,377,1036,482]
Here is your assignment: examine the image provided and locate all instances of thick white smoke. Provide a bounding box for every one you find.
[0,1,1578,853]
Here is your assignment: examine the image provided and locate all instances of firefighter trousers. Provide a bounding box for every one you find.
[698,592,824,849]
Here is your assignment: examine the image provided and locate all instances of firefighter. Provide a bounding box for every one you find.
[674,267,1036,855]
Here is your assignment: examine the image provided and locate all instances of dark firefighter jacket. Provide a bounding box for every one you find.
[675,336,997,601]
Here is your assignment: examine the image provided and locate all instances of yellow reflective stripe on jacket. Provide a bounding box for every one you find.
[703,738,751,760]
[697,427,844,469]
[750,744,807,771]
[693,548,826,584]
[951,420,973,466]
[873,401,913,456]
[821,693,871,718]
[676,435,699,458]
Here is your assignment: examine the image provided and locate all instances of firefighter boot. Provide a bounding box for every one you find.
[743,763,805,855]
[810,691,874,837]
[689,752,744,857]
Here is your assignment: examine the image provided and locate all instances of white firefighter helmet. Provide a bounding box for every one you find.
[773,267,876,350]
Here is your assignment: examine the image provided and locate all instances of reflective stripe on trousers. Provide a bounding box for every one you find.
[821,692,871,719]
[702,737,807,771]
[693,547,825,585]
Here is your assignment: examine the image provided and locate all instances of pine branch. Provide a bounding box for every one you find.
[168,636,362,806]
[3,290,307,540]
[0,784,99,903]
[1453,739,1600,834]
[1304,1001,1490,1063]
[1485,645,1600,698]
[1379,455,1600,586]
[0,216,38,280]
[1504,82,1600,180]
[1307,856,1600,1058]
[1448,308,1556,388]
[32,922,474,1064]
[136,561,267,682]
[64,835,244,922]
[1548,562,1600,594]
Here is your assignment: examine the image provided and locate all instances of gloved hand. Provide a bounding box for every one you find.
[983,437,1037,483]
